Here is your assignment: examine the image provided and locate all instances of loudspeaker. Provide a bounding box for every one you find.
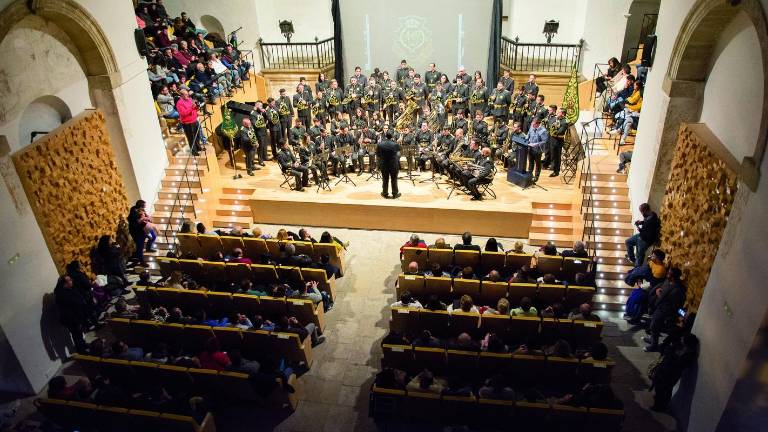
[222,101,255,125]
[507,169,533,188]
[134,28,149,58]
[641,35,657,67]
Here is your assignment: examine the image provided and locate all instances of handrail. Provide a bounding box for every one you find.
[578,116,607,258]
[258,37,333,46]
[258,37,335,70]
[500,37,583,73]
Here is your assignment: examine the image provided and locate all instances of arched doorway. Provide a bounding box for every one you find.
[643,0,768,211]
[200,14,226,39]
[18,95,72,145]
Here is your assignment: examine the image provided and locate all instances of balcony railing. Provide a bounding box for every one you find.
[258,37,335,70]
[501,37,583,73]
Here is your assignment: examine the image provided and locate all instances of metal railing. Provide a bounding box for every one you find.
[500,37,583,73]
[578,117,606,258]
[258,37,334,70]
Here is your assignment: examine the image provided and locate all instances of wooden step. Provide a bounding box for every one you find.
[595,285,633,296]
[583,208,633,223]
[165,166,206,177]
[592,294,628,312]
[529,220,574,235]
[594,255,631,265]
[529,233,573,248]
[596,279,631,290]
[157,190,199,201]
[215,205,253,218]
[584,224,634,237]
[220,197,251,206]
[583,196,631,209]
[532,202,572,211]
[161,176,202,189]
[595,264,633,280]
[153,200,195,213]
[222,188,256,195]
[171,155,207,165]
[588,241,625,252]
[212,216,254,229]
[585,173,627,182]
[531,208,573,223]
[582,183,629,196]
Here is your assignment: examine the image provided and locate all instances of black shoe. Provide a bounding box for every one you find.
[247,171,254,176]
[549,172,559,177]
[357,171,363,176]
[471,195,482,201]
[533,176,539,183]
[650,405,667,412]
[642,336,654,344]
[312,335,326,347]
[393,192,401,199]
[295,187,305,192]
[381,192,390,199]
[259,162,266,166]
[616,167,624,173]
[191,152,200,157]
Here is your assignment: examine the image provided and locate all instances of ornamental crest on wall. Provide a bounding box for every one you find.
[393,16,433,62]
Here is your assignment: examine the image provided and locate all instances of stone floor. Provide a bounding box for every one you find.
[3,225,682,431]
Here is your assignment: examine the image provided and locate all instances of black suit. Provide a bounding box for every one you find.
[277,148,309,190]
[377,138,401,196]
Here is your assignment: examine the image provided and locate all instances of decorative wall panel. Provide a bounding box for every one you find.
[12,110,128,275]
[660,123,739,309]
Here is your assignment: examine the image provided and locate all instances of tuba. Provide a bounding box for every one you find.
[395,99,418,132]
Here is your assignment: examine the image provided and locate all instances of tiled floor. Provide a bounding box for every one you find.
[5,225,681,431]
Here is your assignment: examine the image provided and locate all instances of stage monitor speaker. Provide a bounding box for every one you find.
[222,101,255,126]
[507,169,533,188]
[641,35,657,67]
[134,29,149,58]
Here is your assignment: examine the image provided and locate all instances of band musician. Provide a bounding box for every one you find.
[355,125,378,176]
[277,142,309,191]
[466,147,495,201]
[236,117,260,176]
[376,131,401,199]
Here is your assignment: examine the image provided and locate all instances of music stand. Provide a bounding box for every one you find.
[334,146,357,186]
[517,142,548,192]
[364,142,381,181]
[445,160,469,200]
[398,144,419,186]
[418,150,441,189]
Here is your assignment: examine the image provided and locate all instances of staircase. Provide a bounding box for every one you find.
[211,187,256,231]
[529,202,576,248]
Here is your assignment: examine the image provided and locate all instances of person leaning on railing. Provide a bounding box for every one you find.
[595,57,621,98]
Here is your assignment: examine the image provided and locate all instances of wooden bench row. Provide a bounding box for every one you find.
[134,286,325,332]
[177,234,346,275]
[36,398,217,432]
[107,318,313,369]
[396,275,595,308]
[369,386,624,431]
[401,247,592,281]
[155,258,337,300]
[389,308,603,347]
[71,354,299,411]
[381,344,614,385]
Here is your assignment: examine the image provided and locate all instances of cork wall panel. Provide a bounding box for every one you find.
[660,124,739,309]
[12,110,128,275]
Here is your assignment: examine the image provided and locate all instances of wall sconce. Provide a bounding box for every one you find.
[542,20,559,44]
[279,20,295,43]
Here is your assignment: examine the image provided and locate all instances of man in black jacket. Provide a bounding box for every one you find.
[276,143,309,191]
[54,275,89,353]
[467,148,494,201]
[376,132,401,199]
[626,203,661,266]
[644,268,686,352]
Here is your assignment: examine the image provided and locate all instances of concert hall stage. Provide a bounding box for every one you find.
[209,154,578,239]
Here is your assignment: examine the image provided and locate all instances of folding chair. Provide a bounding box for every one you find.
[571,320,604,348]
[401,247,428,272]
[508,283,539,306]
[129,319,159,347]
[538,283,566,306]
[452,278,481,301]
[504,252,533,273]
[276,266,303,285]
[413,346,447,375]
[540,318,573,345]
[370,385,406,420]
[509,354,545,388]
[536,255,563,277]
[156,257,179,279]
[418,309,450,338]
[587,407,624,431]
[182,325,215,353]
[449,311,480,337]
[258,296,287,320]
[187,367,221,395]
[302,267,336,300]
[390,307,420,336]
[397,273,426,298]
[480,251,506,273]
[427,247,453,269]
[273,331,312,368]
[454,250,480,271]
[406,391,441,421]
[562,257,592,282]
[279,167,297,190]
[156,364,194,395]
[206,291,233,318]
[381,344,414,371]
[477,171,497,199]
[177,259,204,282]
[508,316,540,344]
[425,276,452,301]
[313,243,345,275]
[176,233,201,257]
[479,281,508,307]
[290,240,314,257]
[242,237,269,262]
[578,358,615,385]
[250,264,279,285]
[226,263,253,285]
[552,404,588,429]
[213,326,244,351]
[220,235,245,255]
[197,234,223,258]
[515,401,550,427]
[199,261,227,287]
[565,285,595,308]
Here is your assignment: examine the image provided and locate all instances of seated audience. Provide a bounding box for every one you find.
[429,237,451,249]
[484,298,511,316]
[442,376,473,397]
[625,249,666,287]
[404,261,424,276]
[225,349,261,375]
[454,231,481,252]
[47,376,92,401]
[561,240,589,258]
[448,333,480,351]
[511,241,526,254]
[112,340,144,361]
[391,291,423,308]
[541,302,566,318]
[539,241,558,256]
[482,333,509,353]
[375,367,408,390]
[625,202,661,267]
[644,268,686,352]
[314,253,342,279]
[413,330,443,348]
[456,266,476,280]
[544,339,573,358]
[319,231,348,250]
[478,374,515,400]
[275,316,325,347]
[229,312,253,330]
[511,297,538,317]
[381,331,410,346]
[484,237,503,252]
[484,269,502,282]
[400,233,427,256]
[406,369,446,394]
[569,303,601,322]
[424,262,449,278]
[196,222,218,236]
[197,337,231,371]
[280,243,313,267]
[229,248,253,264]
[448,294,479,313]
[423,294,447,311]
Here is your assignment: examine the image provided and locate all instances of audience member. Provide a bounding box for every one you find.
[47,376,92,401]
[400,234,427,256]
[406,369,445,394]
[484,298,510,316]
[229,248,252,264]
[197,337,231,370]
[404,261,424,276]
[644,268,686,352]
[478,374,515,400]
[454,231,481,252]
[54,275,89,354]
[561,240,589,258]
[424,262,449,278]
[449,295,479,313]
[391,291,423,308]
[511,297,538,317]
[429,237,451,249]
[484,237,503,252]
[568,303,601,322]
[112,340,144,361]
[275,316,325,347]
[423,294,447,311]
[626,203,661,267]
[413,330,443,348]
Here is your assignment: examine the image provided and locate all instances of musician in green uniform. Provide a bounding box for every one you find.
[522,92,538,132]
[236,117,260,175]
[289,118,307,148]
[308,117,324,143]
[467,147,495,201]
[489,81,511,124]
[297,134,322,185]
[410,74,428,124]
[293,83,313,128]
[524,74,539,96]
[325,79,344,121]
[277,88,293,144]
[546,108,569,177]
[399,125,417,173]
[432,126,456,176]
[355,124,378,175]
[511,86,527,126]
[490,119,508,161]
[500,69,515,93]
[414,121,433,171]
[345,76,363,124]
[395,59,410,86]
[450,79,469,117]
[469,78,488,117]
[471,110,489,145]
[451,110,468,135]
[424,63,441,90]
[381,80,402,125]
[429,82,448,129]
[250,101,269,166]
[363,77,382,120]
[266,97,282,159]
[312,90,328,125]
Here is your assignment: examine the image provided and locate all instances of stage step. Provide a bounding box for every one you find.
[212,216,254,229]
[215,205,253,218]
[583,195,630,209]
[222,187,256,196]
[594,255,631,266]
[157,190,199,201]
[171,155,207,166]
[595,264,633,280]
[584,223,634,237]
[153,199,195,214]
[162,176,202,189]
[592,294,628,312]
[585,172,627,183]
[582,182,628,195]
[165,165,206,177]
[220,197,250,206]
[531,202,572,211]
[531,208,573,223]
[529,233,573,248]
[529,220,574,235]
[583,208,633,223]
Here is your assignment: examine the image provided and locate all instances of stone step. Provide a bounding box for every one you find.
[531,208,573,223]
[529,233,573,248]
[529,220,574,235]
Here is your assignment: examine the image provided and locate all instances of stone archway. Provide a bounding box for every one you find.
[644,0,768,210]
[0,0,141,200]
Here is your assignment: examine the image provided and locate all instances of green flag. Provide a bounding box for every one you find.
[221,107,238,139]
[562,67,579,125]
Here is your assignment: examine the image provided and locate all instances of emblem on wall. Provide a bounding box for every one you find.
[393,16,433,64]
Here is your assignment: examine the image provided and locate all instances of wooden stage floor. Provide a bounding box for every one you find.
[212,154,579,238]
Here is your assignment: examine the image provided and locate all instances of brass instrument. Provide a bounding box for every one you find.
[489,123,498,149]
[362,89,375,109]
[395,99,418,132]
[311,103,320,119]
[383,93,397,108]
[328,91,340,107]
[467,119,474,140]
[295,97,308,111]
[278,101,291,116]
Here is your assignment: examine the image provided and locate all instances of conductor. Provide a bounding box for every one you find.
[376,132,401,199]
